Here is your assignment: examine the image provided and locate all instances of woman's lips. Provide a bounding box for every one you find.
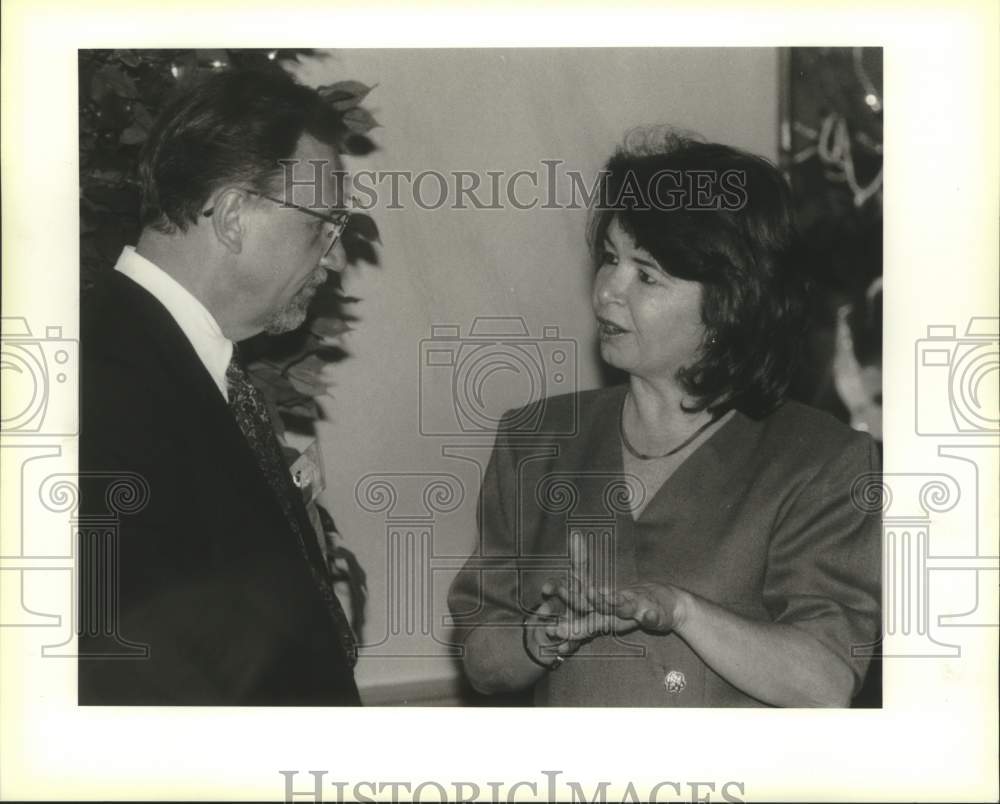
[597,316,628,336]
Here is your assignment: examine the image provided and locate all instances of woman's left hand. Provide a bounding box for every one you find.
[542,532,687,641]
[602,583,685,632]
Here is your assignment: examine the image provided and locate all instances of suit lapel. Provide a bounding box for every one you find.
[103,272,281,507]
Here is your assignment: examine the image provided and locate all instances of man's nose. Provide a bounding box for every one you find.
[321,240,348,272]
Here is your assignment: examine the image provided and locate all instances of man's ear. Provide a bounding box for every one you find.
[208,188,248,255]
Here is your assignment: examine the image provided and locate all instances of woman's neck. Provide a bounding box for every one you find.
[626,376,713,447]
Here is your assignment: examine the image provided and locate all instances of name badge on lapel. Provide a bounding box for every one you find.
[289,439,325,506]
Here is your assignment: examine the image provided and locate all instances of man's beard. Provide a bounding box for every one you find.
[263,267,328,335]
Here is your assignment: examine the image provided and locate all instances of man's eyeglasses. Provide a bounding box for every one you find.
[202,190,355,259]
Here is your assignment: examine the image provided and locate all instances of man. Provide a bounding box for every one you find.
[79,68,360,705]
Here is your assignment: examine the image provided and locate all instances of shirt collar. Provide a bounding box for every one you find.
[114,246,234,400]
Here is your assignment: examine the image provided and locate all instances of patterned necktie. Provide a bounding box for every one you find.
[226,346,357,667]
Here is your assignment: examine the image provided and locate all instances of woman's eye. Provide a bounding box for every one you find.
[638,268,657,285]
[599,250,618,267]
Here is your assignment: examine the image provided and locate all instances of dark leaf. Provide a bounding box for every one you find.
[316,504,337,533]
[328,544,367,593]
[88,75,107,104]
[96,91,133,129]
[96,225,128,262]
[91,64,139,101]
[79,192,100,213]
[119,125,148,145]
[343,235,379,267]
[310,343,350,363]
[243,328,312,363]
[139,49,177,64]
[347,212,380,243]
[261,333,319,367]
[80,235,102,263]
[308,280,342,308]
[88,144,137,174]
[321,80,375,101]
[275,48,317,63]
[80,200,101,233]
[78,133,98,163]
[323,541,368,634]
[248,358,288,383]
[246,361,305,407]
[78,54,100,102]
[224,49,281,72]
[85,168,127,184]
[308,288,360,322]
[84,184,139,214]
[289,347,337,371]
[132,103,154,128]
[319,88,353,104]
[319,80,375,111]
[342,134,376,156]
[79,114,98,135]
[316,267,345,291]
[115,49,141,67]
[279,395,321,420]
[287,354,334,397]
[341,107,379,135]
[309,316,353,339]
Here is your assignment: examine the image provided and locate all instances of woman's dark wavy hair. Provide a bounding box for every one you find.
[138,67,346,234]
[588,128,809,419]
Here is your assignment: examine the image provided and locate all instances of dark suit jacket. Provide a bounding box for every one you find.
[79,270,360,705]
[448,385,881,706]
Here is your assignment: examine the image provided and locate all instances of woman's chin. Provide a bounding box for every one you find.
[598,341,633,373]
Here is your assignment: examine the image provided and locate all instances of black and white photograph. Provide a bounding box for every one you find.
[1,2,997,802]
[75,45,886,710]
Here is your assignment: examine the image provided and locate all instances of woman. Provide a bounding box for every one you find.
[447,131,881,707]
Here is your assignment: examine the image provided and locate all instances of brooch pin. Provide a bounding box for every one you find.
[664,670,687,693]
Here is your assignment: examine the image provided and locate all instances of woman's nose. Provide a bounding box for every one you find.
[595,265,626,303]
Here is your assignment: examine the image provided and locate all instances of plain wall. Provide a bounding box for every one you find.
[293,48,780,701]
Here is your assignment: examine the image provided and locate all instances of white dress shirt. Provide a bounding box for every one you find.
[114,246,233,400]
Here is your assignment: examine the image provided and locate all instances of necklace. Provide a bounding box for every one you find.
[619,393,720,461]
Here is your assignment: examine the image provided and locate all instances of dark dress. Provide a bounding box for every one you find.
[448,385,881,706]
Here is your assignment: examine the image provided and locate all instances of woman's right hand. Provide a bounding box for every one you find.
[526,530,644,665]
[523,600,577,667]
[524,597,618,667]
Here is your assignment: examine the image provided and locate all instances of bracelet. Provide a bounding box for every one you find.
[522,614,565,671]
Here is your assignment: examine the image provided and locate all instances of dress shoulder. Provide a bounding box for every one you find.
[759,399,877,469]
[498,385,625,437]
